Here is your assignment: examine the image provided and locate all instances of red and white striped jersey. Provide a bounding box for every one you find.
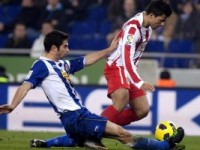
[106,12,152,88]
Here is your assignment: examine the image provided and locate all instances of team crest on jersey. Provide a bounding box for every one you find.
[61,70,71,82]
[126,35,134,45]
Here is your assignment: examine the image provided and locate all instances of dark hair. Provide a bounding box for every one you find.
[15,22,26,28]
[42,20,53,25]
[43,30,69,52]
[146,0,172,17]
[160,70,171,79]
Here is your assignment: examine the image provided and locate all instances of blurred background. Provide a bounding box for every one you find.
[0,0,200,86]
[0,0,200,136]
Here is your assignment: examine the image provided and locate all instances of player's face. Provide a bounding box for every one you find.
[150,14,167,30]
[57,40,69,59]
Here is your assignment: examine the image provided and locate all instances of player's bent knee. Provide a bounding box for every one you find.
[136,108,149,119]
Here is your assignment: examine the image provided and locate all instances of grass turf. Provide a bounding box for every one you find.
[0,130,199,150]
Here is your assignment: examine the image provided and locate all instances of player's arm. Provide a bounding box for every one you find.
[0,82,32,114]
[84,35,119,66]
[67,36,119,74]
[121,25,143,86]
[121,25,154,92]
[0,60,48,114]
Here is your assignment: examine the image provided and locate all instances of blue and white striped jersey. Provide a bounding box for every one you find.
[24,56,85,113]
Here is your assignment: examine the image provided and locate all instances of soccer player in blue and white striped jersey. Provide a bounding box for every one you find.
[0,30,184,150]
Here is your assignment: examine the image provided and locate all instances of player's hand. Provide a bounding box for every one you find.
[109,35,120,52]
[140,82,155,92]
[0,104,14,114]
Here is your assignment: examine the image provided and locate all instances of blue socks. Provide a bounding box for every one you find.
[43,135,170,149]
[132,137,170,150]
[46,134,75,148]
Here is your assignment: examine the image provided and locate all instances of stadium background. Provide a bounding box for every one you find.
[0,0,200,140]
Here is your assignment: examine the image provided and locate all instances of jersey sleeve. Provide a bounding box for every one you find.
[24,60,49,88]
[66,57,85,74]
[121,25,144,88]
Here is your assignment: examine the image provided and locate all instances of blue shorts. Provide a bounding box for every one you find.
[60,107,107,142]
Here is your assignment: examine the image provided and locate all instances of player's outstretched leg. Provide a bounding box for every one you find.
[130,127,185,150]
[30,136,108,149]
[30,134,75,148]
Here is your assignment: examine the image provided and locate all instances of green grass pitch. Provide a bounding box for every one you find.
[0,130,199,150]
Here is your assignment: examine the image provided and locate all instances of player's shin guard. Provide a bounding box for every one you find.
[46,134,75,147]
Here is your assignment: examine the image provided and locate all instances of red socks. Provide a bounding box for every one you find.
[101,105,139,126]
[114,108,139,126]
[101,105,120,122]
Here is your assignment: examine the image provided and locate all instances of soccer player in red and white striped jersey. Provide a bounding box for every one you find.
[101,0,172,126]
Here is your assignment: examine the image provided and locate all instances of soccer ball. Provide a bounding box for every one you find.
[155,121,177,141]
